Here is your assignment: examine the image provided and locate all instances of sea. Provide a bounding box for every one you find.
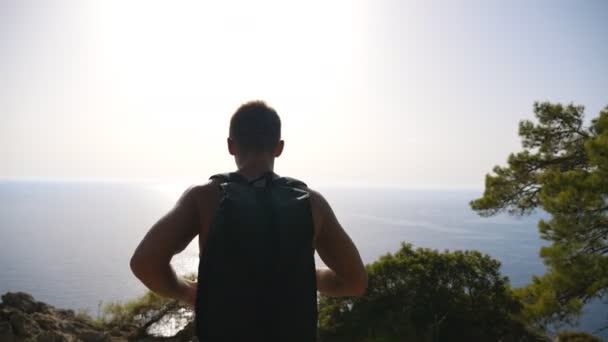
[0,180,605,338]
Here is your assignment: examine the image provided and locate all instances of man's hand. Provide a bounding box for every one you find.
[130,185,202,302]
[310,189,367,297]
[176,278,198,307]
[131,182,220,303]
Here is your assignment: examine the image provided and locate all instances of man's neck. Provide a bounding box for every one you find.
[236,164,275,181]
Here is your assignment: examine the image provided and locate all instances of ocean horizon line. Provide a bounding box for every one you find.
[0,176,483,192]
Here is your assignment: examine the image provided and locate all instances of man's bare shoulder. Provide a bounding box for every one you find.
[187,180,222,195]
[306,187,330,211]
[304,187,334,239]
[178,180,223,209]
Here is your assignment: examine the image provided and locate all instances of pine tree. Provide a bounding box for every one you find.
[471,102,608,328]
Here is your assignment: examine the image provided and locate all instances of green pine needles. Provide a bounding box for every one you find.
[471,102,608,330]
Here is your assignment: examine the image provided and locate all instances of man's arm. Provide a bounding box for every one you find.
[310,189,367,297]
[130,184,207,306]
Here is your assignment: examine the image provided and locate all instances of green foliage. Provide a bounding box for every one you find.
[318,243,539,342]
[72,308,105,329]
[98,272,196,327]
[471,102,608,328]
[555,330,603,342]
[100,291,175,325]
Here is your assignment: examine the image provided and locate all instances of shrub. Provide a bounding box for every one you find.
[318,243,543,342]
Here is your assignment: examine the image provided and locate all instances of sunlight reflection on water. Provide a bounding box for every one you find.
[0,181,604,337]
[147,308,194,337]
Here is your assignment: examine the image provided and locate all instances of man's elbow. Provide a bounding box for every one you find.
[130,252,150,281]
[350,272,368,297]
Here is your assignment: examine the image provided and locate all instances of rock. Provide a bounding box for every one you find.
[32,312,60,331]
[37,303,54,314]
[0,320,15,342]
[171,321,197,342]
[58,321,79,334]
[1,292,46,314]
[77,329,109,342]
[9,311,40,336]
[1,291,194,341]
[36,330,70,342]
[56,309,75,320]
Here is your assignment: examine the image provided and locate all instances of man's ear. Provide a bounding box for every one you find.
[227,138,237,156]
[274,140,284,157]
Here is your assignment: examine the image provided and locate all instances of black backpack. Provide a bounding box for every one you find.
[195,172,318,341]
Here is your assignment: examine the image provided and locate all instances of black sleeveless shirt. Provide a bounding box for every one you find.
[195,172,318,341]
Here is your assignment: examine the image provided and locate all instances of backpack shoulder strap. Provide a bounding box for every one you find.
[210,172,307,189]
[209,173,230,183]
[275,176,307,189]
[209,172,250,185]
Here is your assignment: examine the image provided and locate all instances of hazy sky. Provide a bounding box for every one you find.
[2,0,607,187]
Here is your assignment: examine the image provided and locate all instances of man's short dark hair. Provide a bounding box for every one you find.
[229,101,281,153]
